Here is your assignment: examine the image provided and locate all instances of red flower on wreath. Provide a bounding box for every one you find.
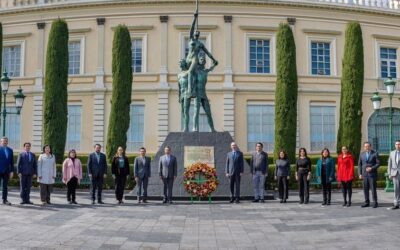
[183,162,219,198]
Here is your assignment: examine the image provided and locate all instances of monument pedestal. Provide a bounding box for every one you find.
[125,132,274,200]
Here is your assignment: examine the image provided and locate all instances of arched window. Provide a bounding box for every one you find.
[368,107,400,153]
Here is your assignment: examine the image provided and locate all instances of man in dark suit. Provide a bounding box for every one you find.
[17,142,37,205]
[250,142,268,203]
[158,146,177,204]
[358,141,380,208]
[134,147,151,203]
[0,137,14,205]
[87,144,107,204]
[225,142,244,203]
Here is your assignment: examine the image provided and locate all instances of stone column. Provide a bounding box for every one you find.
[93,94,105,147]
[32,22,46,151]
[35,22,45,89]
[96,18,106,88]
[223,16,235,137]
[157,15,170,145]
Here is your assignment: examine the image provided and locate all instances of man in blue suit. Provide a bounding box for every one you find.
[0,137,14,205]
[134,147,151,203]
[87,144,107,204]
[158,146,177,204]
[225,142,244,203]
[358,142,380,208]
[17,142,37,205]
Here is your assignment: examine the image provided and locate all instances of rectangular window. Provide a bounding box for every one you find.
[310,105,336,151]
[68,41,81,75]
[311,42,331,75]
[66,105,82,150]
[249,39,270,74]
[380,47,397,78]
[132,39,143,73]
[127,104,145,152]
[2,45,21,77]
[247,104,274,152]
[5,107,21,149]
[181,100,210,132]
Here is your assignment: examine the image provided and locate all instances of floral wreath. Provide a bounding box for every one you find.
[183,162,219,198]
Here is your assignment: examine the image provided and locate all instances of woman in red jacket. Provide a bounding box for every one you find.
[337,146,355,207]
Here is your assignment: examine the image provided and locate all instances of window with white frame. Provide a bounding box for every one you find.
[68,40,81,75]
[249,39,270,73]
[181,100,210,132]
[66,105,82,150]
[5,107,21,149]
[2,45,22,77]
[310,105,336,152]
[311,41,331,75]
[127,104,145,152]
[247,104,274,152]
[132,38,143,73]
[380,47,397,78]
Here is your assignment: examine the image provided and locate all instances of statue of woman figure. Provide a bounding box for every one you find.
[185,9,218,98]
[193,55,216,132]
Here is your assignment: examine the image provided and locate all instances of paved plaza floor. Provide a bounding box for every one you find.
[0,188,399,250]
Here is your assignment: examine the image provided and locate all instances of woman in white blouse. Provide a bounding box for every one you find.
[37,145,57,205]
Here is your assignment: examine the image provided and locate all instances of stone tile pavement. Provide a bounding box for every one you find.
[0,188,399,250]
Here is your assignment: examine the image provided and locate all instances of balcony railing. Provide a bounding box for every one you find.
[0,0,399,11]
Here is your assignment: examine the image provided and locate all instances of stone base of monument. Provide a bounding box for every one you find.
[125,132,275,201]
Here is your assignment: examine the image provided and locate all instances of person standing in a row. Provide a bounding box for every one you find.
[111,146,130,204]
[316,148,336,206]
[87,144,107,205]
[62,149,82,204]
[296,148,311,204]
[275,150,290,203]
[225,142,244,203]
[0,137,14,205]
[37,145,56,205]
[250,142,268,203]
[17,142,37,205]
[388,140,400,210]
[134,147,151,203]
[358,142,380,208]
[159,146,177,204]
[337,146,354,207]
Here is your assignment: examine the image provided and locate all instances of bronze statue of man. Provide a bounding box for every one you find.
[185,7,217,98]
[178,0,218,132]
[178,59,192,132]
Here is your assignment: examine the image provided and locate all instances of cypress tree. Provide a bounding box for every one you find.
[43,19,69,164]
[106,25,132,161]
[337,22,364,160]
[274,23,298,162]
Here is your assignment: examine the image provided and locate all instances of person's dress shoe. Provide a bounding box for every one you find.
[229,198,234,203]
[322,201,327,206]
[347,202,351,207]
[235,199,240,204]
[280,199,283,203]
[2,200,11,205]
[169,200,173,204]
[299,200,304,204]
[91,200,95,205]
[68,201,73,204]
[47,201,52,205]
[342,201,347,207]
[327,201,331,206]
[162,199,167,204]
[304,201,309,204]
[252,199,259,203]
[260,199,265,203]
[20,201,26,205]
[72,201,78,204]
[361,203,370,208]
[390,205,399,210]
[283,199,287,203]
[26,201,33,205]
[373,203,378,208]
[98,201,105,204]
[143,199,148,203]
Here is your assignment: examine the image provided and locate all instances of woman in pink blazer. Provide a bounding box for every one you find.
[62,149,82,204]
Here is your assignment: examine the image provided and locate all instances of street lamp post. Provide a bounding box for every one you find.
[0,71,26,137]
[370,76,397,151]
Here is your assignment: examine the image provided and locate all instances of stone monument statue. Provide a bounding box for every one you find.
[179,0,218,132]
